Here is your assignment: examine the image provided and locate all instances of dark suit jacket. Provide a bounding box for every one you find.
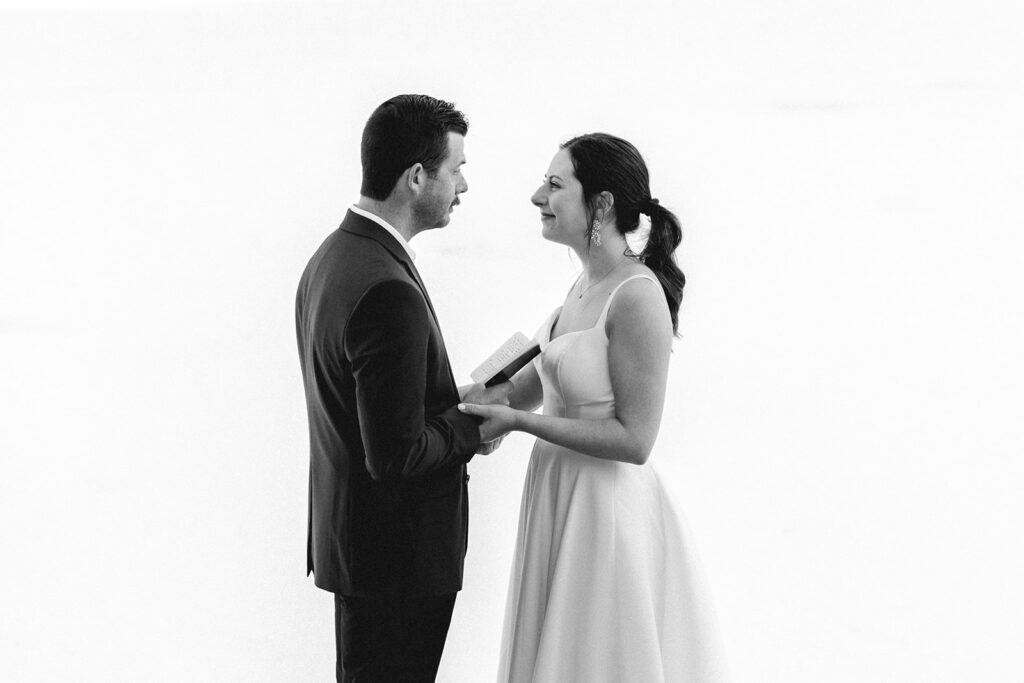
[296,209,481,597]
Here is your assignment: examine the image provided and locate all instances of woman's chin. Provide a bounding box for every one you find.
[540,224,560,243]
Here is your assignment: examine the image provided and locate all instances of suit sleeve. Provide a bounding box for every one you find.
[344,278,481,480]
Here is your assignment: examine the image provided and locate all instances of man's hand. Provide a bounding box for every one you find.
[461,381,514,407]
[458,402,519,443]
[458,382,514,447]
[475,436,506,455]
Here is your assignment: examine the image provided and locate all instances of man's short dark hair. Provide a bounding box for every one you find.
[360,94,469,201]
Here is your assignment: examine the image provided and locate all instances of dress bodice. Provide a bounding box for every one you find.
[503,273,727,683]
[534,274,658,421]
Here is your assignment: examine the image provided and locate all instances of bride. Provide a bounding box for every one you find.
[459,133,727,682]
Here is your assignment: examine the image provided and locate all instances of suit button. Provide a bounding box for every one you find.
[464,474,470,482]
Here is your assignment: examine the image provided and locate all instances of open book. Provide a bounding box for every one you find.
[470,332,541,387]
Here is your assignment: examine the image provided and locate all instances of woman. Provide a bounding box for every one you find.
[459,134,726,682]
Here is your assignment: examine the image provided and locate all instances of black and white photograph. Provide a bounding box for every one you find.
[2,0,1022,680]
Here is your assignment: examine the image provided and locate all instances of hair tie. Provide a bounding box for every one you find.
[641,197,660,215]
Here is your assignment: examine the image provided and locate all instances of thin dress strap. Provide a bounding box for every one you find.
[595,274,660,327]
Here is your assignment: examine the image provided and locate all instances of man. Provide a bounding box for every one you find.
[295,94,510,681]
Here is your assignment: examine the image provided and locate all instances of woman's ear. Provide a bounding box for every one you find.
[595,191,615,222]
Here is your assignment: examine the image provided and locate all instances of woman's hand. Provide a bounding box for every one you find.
[458,402,520,443]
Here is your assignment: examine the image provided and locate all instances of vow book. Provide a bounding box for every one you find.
[471,332,541,387]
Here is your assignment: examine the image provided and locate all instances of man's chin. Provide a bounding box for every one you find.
[412,207,451,232]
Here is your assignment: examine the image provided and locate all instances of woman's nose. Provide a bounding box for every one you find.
[531,186,546,207]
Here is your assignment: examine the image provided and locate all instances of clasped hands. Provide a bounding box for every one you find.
[458,381,518,454]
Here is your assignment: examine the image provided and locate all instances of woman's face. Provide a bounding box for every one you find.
[531,148,589,247]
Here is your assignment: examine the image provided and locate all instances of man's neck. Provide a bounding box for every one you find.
[355,197,418,243]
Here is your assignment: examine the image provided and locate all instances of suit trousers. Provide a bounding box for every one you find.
[334,591,457,682]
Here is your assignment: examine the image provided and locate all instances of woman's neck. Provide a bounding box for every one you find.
[578,235,630,280]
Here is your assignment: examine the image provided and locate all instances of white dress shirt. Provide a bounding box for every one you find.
[349,204,416,261]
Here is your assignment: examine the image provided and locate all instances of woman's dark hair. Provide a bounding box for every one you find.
[561,133,686,334]
[360,94,469,200]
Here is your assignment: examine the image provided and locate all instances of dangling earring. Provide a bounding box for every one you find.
[590,218,602,246]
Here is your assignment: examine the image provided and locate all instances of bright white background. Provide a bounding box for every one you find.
[2,1,1023,681]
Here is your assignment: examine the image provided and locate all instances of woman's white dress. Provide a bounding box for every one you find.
[497,275,727,683]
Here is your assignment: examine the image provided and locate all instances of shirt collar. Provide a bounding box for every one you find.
[349,205,416,261]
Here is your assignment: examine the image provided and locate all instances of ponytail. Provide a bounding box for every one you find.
[638,199,685,335]
[560,132,686,334]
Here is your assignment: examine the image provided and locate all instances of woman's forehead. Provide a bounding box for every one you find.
[546,148,575,177]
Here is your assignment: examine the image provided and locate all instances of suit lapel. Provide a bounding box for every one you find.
[339,211,461,391]
[401,261,442,328]
[339,210,442,328]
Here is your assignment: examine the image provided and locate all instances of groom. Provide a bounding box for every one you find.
[295,94,510,682]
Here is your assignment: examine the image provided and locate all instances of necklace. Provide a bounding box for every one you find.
[577,259,628,299]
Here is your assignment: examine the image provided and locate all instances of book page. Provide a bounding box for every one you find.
[471,332,533,384]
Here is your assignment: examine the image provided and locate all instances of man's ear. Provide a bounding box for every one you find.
[406,163,426,196]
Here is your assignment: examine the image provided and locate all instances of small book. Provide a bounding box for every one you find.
[471,332,541,387]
